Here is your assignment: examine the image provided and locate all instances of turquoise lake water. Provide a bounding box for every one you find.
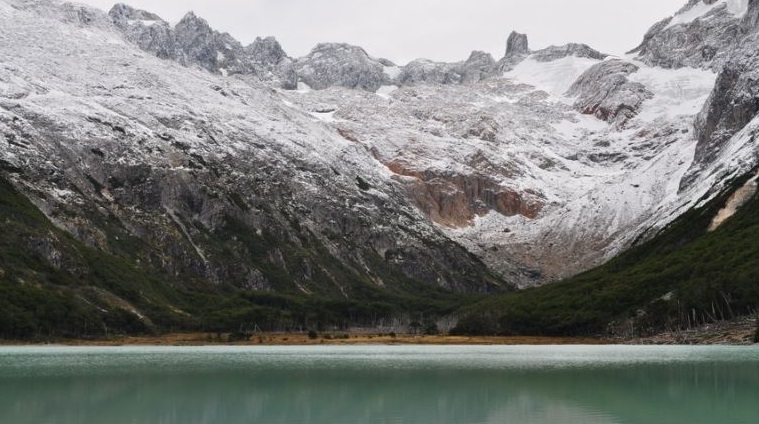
[0,345,758,424]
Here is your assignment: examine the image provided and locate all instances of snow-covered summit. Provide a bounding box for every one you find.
[668,0,749,28]
[3,0,759,290]
[0,0,503,293]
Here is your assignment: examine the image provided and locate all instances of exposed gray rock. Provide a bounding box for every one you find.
[246,36,288,65]
[10,0,114,29]
[743,0,759,28]
[497,31,530,72]
[693,47,759,165]
[397,59,461,85]
[679,1,759,189]
[568,60,653,126]
[245,37,298,89]
[109,6,252,75]
[109,4,176,60]
[397,51,497,86]
[377,58,396,67]
[627,16,673,55]
[173,11,250,75]
[505,31,530,57]
[294,43,391,91]
[631,0,745,70]
[109,3,163,26]
[532,43,607,62]
[460,51,498,84]
[109,5,299,88]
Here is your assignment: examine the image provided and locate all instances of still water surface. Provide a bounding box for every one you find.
[0,345,758,424]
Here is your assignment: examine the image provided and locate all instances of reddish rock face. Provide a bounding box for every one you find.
[388,160,542,228]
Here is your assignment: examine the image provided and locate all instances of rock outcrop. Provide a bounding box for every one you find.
[460,51,499,84]
[630,0,747,70]
[681,1,759,186]
[245,36,298,89]
[568,60,653,126]
[693,47,759,164]
[531,43,607,62]
[109,4,297,88]
[294,43,391,91]
[397,51,498,86]
[110,4,177,60]
[386,163,543,228]
[505,31,530,58]
[110,5,253,75]
[397,59,461,85]
[173,11,250,75]
[496,31,530,72]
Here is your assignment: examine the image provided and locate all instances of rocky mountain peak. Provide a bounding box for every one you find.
[175,11,213,44]
[632,0,750,70]
[108,4,176,59]
[294,43,391,91]
[109,3,164,26]
[247,36,288,64]
[13,0,114,29]
[505,31,529,57]
[179,10,200,23]
[245,36,298,89]
[460,51,498,84]
[173,10,233,72]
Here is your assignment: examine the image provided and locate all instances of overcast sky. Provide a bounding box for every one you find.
[78,0,688,64]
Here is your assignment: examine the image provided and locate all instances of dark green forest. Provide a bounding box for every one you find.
[453,171,759,337]
[0,175,478,340]
[2,167,759,341]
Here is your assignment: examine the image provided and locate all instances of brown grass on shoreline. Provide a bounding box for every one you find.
[1,332,607,347]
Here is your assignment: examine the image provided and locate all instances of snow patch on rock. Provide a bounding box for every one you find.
[504,56,601,99]
[629,65,717,121]
[667,0,749,29]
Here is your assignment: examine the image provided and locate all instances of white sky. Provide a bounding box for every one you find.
[77,0,689,64]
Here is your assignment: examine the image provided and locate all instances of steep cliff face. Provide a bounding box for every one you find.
[693,50,759,164]
[631,0,749,70]
[497,31,530,72]
[671,0,759,190]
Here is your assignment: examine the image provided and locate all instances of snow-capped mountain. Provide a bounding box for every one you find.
[0,0,505,298]
[2,0,759,297]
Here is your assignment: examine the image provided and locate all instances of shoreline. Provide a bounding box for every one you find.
[1,333,607,347]
[2,318,754,347]
[2,329,755,347]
